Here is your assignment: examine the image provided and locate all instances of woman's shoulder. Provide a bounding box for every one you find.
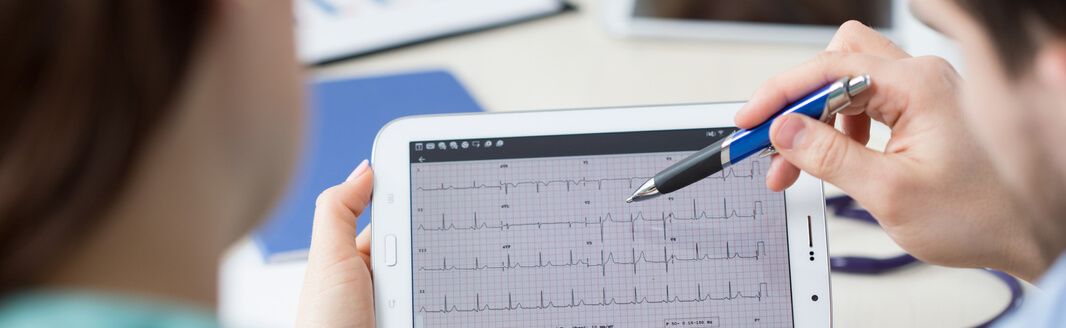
[0,290,217,328]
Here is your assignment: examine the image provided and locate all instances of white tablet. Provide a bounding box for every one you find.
[371,102,831,327]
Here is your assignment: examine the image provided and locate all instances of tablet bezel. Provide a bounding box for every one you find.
[371,102,831,327]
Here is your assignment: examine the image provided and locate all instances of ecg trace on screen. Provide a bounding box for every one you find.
[415,162,761,194]
[419,282,771,314]
[417,241,767,274]
[410,151,793,328]
[416,198,767,236]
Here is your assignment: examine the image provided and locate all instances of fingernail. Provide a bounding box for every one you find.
[774,115,807,151]
[346,159,370,182]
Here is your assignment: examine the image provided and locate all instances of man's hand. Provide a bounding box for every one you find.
[737,21,1046,281]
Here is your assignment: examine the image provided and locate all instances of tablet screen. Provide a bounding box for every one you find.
[408,128,793,327]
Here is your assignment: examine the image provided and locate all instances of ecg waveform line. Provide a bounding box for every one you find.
[419,241,765,276]
[415,161,761,194]
[418,176,649,193]
[419,282,769,314]
[417,199,764,242]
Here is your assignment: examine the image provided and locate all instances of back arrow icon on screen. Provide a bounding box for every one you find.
[418,156,425,162]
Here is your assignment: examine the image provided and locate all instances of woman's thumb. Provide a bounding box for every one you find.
[298,160,376,327]
[309,160,373,263]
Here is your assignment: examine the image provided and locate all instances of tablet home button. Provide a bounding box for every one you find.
[384,234,398,266]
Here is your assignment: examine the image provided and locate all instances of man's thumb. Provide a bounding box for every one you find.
[770,114,881,194]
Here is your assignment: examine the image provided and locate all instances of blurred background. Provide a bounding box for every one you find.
[223,0,1011,327]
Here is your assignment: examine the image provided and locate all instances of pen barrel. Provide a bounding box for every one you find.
[639,76,867,198]
[654,139,726,194]
[725,78,850,163]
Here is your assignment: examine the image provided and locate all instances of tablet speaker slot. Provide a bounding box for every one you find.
[806,215,813,248]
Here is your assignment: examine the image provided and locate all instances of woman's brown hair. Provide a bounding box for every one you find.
[0,1,209,294]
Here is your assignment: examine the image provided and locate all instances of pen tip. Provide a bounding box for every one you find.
[625,197,634,203]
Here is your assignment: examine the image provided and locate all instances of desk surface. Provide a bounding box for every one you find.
[220,1,1017,326]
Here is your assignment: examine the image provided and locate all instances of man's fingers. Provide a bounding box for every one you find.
[766,155,801,192]
[841,112,871,146]
[735,52,888,129]
[770,114,887,196]
[826,20,911,60]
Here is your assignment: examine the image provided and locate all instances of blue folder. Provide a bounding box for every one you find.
[254,70,483,262]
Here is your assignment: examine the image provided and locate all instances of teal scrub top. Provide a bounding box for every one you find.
[0,291,217,328]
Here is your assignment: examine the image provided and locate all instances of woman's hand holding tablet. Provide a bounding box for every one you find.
[297,161,376,327]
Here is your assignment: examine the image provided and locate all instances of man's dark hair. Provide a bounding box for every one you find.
[956,0,1066,74]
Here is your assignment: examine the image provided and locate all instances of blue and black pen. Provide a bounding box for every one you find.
[626,75,872,203]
